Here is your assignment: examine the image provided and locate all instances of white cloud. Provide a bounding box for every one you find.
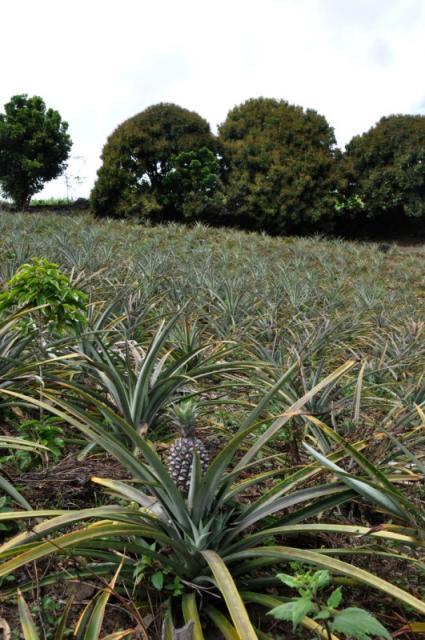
[1,0,424,198]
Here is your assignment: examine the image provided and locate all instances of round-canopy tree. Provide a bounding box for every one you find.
[0,94,72,209]
[343,115,425,226]
[90,103,217,219]
[218,97,341,234]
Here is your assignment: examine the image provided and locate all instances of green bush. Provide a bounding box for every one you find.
[90,103,217,220]
[0,257,87,334]
[218,97,342,234]
[342,114,425,230]
[161,146,225,222]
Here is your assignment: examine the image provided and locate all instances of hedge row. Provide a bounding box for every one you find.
[90,99,425,237]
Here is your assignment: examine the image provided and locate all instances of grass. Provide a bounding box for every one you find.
[29,198,72,207]
[0,210,424,639]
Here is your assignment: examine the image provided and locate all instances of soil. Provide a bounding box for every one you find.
[5,453,130,509]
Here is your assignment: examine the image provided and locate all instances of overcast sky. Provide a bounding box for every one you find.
[1,0,425,199]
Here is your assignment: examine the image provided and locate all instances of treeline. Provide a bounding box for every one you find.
[1,95,425,236]
[92,99,425,236]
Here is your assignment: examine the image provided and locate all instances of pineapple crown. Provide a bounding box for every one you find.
[169,398,199,437]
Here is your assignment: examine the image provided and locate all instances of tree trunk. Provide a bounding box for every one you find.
[14,193,31,210]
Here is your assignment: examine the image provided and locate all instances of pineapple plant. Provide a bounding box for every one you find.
[167,399,209,492]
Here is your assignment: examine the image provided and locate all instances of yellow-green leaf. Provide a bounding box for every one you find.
[17,590,40,640]
[182,593,205,639]
[204,606,242,640]
[202,550,258,640]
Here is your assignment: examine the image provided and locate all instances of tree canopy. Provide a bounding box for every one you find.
[218,97,341,234]
[0,94,71,208]
[342,115,425,226]
[90,103,217,219]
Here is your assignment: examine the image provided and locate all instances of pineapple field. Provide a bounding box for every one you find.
[0,210,424,639]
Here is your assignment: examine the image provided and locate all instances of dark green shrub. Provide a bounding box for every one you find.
[90,103,217,220]
[161,146,225,222]
[218,97,342,234]
[341,114,425,232]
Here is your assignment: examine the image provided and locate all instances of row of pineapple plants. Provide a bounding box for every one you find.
[0,212,424,637]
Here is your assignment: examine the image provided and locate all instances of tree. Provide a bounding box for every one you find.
[0,95,72,208]
[218,97,341,234]
[161,147,225,221]
[342,115,425,228]
[90,103,217,219]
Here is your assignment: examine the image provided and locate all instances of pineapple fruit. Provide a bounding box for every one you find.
[167,399,209,493]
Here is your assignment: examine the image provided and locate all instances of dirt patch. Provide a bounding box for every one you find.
[6,453,129,509]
